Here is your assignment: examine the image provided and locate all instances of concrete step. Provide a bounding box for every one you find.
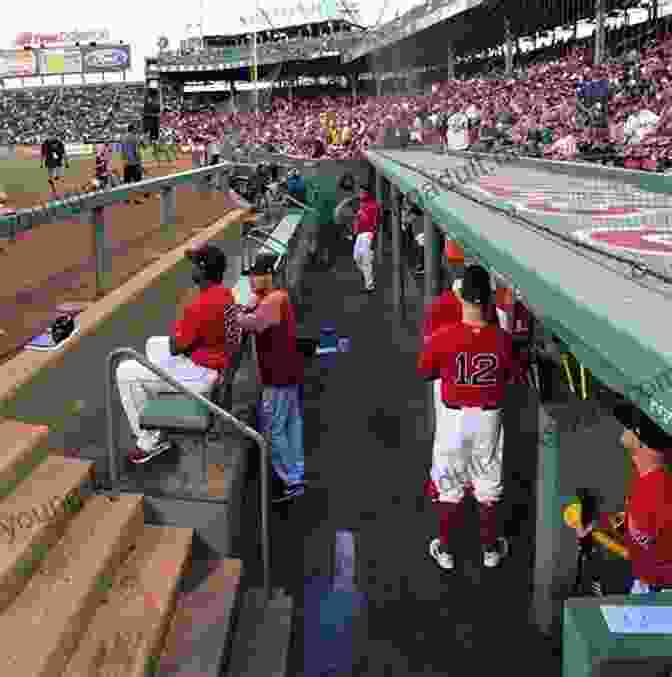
[226,588,293,677]
[0,493,145,677]
[157,558,243,676]
[0,454,94,613]
[62,524,193,677]
[0,420,51,495]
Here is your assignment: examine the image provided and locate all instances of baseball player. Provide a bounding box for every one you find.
[352,186,381,293]
[419,264,515,570]
[41,133,69,195]
[570,402,672,594]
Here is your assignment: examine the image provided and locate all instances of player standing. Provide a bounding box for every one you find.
[419,264,514,570]
[41,133,68,196]
[95,143,112,189]
[351,186,381,293]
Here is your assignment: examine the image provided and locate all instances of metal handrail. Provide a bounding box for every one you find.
[283,193,318,212]
[105,347,271,603]
[245,229,290,251]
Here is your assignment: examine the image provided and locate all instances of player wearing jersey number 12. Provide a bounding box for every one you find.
[418,264,515,571]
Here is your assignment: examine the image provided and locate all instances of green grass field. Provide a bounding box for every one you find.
[0,156,95,196]
[0,148,180,200]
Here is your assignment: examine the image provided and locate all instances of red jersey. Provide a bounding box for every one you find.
[617,467,672,586]
[418,321,514,407]
[174,285,237,370]
[352,198,381,236]
[422,290,500,342]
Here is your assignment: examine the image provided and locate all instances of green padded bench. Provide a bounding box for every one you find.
[140,393,213,434]
[242,209,302,276]
[256,209,303,261]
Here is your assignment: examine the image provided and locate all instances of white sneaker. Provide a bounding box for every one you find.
[483,537,510,568]
[429,538,455,570]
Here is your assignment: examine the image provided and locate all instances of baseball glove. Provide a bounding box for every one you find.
[51,315,75,344]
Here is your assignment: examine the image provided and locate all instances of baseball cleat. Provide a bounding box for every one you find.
[483,537,510,568]
[429,538,455,570]
[271,481,307,503]
[128,439,173,464]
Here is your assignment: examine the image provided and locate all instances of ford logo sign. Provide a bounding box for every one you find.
[85,48,128,69]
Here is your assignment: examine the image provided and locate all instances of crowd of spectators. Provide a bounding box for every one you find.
[0,83,145,145]
[3,33,672,170]
[155,37,672,170]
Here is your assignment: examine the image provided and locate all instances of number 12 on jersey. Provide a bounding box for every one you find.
[455,352,498,385]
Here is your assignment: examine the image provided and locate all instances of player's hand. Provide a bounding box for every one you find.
[574,522,595,540]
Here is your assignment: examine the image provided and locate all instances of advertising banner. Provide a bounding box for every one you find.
[82,44,130,72]
[66,143,95,157]
[0,49,36,78]
[15,145,41,160]
[38,47,83,75]
[14,30,109,48]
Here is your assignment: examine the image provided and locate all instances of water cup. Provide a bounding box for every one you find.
[338,337,351,353]
[320,325,339,351]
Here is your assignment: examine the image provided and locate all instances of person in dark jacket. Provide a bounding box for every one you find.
[286,168,306,205]
[41,134,69,195]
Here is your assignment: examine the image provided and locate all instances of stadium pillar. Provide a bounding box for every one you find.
[504,18,514,77]
[92,206,108,298]
[594,0,606,65]
[423,210,442,454]
[218,168,229,192]
[423,211,441,307]
[375,172,384,265]
[447,44,455,79]
[375,76,382,97]
[160,186,177,226]
[390,183,402,315]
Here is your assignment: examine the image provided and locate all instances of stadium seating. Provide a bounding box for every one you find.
[3,33,672,169]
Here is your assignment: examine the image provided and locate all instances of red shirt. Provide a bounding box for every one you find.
[418,322,514,407]
[173,285,237,370]
[352,198,381,236]
[619,468,672,586]
[237,289,304,386]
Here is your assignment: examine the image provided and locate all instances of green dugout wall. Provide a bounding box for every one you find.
[366,147,672,674]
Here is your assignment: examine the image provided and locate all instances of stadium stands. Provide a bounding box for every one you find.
[3,33,672,169]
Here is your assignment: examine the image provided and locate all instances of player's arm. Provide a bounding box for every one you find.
[237,291,283,333]
[418,329,444,381]
[170,303,201,356]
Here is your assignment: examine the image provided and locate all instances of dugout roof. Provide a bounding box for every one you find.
[348,0,651,69]
[367,147,672,436]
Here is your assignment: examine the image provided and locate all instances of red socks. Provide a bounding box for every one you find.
[477,501,499,548]
[437,500,500,548]
[438,501,464,545]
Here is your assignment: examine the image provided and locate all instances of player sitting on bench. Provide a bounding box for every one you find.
[115,244,242,463]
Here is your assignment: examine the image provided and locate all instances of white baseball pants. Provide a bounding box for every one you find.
[353,232,375,289]
[430,380,504,504]
[115,336,219,451]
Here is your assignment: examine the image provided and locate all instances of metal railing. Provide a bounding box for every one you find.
[105,347,271,603]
